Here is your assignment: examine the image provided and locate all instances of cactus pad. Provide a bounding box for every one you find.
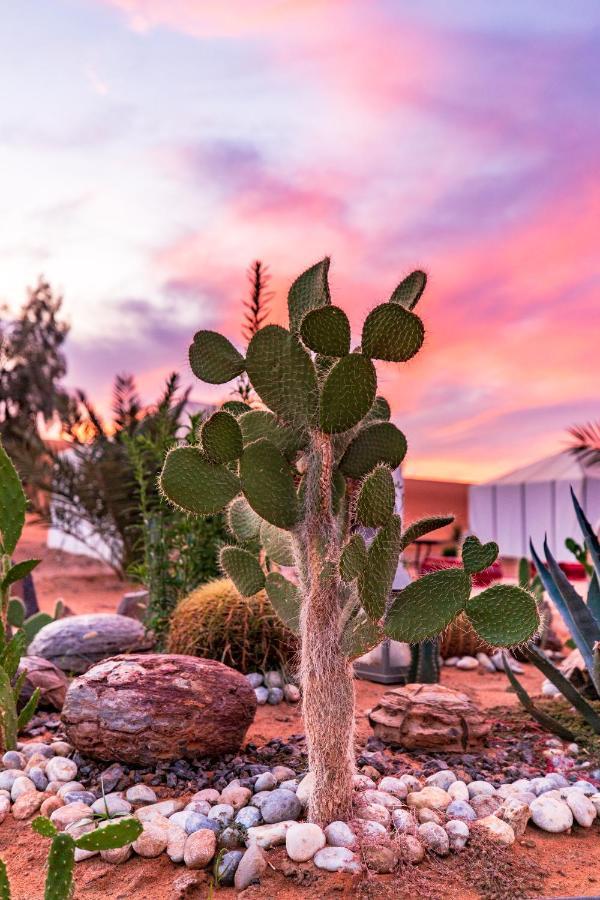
[355,464,395,527]
[221,400,251,416]
[399,515,455,551]
[265,572,301,634]
[340,534,368,582]
[220,546,266,596]
[461,535,499,574]
[240,439,299,529]
[161,446,240,516]
[341,609,382,660]
[384,568,471,642]
[227,496,262,543]
[239,410,306,456]
[300,305,351,356]
[339,422,407,479]
[0,859,9,900]
[201,411,243,463]
[32,817,58,838]
[260,521,295,566]
[365,396,391,423]
[358,514,403,620]
[288,257,331,333]
[361,302,424,362]
[189,330,245,384]
[44,833,75,900]
[245,325,318,426]
[390,270,427,310]
[319,355,377,434]
[75,818,142,851]
[466,584,539,647]
[0,442,26,556]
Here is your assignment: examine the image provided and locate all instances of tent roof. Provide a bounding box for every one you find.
[485,450,600,486]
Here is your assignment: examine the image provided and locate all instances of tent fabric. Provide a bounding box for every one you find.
[469,451,600,559]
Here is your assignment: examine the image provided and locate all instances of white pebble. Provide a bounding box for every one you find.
[313,846,358,872]
[285,822,326,862]
[445,819,469,851]
[417,822,449,855]
[46,758,78,783]
[467,781,495,799]
[456,656,478,670]
[565,792,597,828]
[530,796,573,833]
[448,781,470,802]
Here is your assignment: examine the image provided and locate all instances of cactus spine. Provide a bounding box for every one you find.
[160,258,539,824]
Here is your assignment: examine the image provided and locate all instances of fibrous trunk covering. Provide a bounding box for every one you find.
[298,433,355,824]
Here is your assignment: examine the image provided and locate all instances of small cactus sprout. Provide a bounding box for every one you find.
[160,258,539,824]
[0,859,10,900]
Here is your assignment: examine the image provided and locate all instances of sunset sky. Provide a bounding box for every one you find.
[1,1,598,482]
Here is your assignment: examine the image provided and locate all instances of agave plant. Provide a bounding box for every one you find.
[505,488,600,737]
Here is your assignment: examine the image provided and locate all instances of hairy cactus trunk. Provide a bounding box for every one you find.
[298,433,355,825]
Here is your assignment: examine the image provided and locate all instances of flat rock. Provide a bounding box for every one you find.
[314,846,357,872]
[407,786,451,811]
[247,821,296,848]
[498,798,530,836]
[324,821,356,848]
[28,614,153,674]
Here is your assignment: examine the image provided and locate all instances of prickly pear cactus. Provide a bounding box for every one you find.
[160,258,539,825]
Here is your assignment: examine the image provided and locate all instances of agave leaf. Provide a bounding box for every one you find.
[588,572,600,629]
[502,654,575,741]
[524,644,600,734]
[17,688,40,731]
[570,487,600,583]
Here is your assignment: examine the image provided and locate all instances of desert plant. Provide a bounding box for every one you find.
[0,441,42,751]
[28,814,142,900]
[409,640,440,683]
[506,489,600,736]
[159,258,539,824]
[568,420,600,467]
[167,577,297,672]
[565,536,593,576]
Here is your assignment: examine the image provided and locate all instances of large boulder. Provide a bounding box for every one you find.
[368,683,490,751]
[28,614,154,674]
[16,656,69,710]
[61,654,257,764]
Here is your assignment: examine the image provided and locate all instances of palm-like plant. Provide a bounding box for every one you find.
[568,420,600,467]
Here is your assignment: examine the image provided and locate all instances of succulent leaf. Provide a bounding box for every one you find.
[220,546,265,596]
[389,270,427,310]
[399,515,455,551]
[21,612,53,645]
[0,442,26,556]
[339,534,367,582]
[362,302,424,362]
[2,559,40,591]
[189,331,245,384]
[319,355,376,434]
[161,446,240,516]
[0,667,17,751]
[201,411,243,463]
[240,439,299,529]
[341,609,382,660]
[358,514,402,620]
[339,422,407,479]
[384,568,471,642]
[227,496,262,543]
[44,833,75,900]
[364,396,391,423]
[245,325,318,426]
[260,521,295,566]
[465,584,538,647]
[300,305,350,356]
[75,818,142,851]
[288,257,331,334]
[355,464,395,527]
[0,858,10,900]
[239,410,306,456]
[461,535,499,574]
[17,688,40,731]
[265,572,300,634]
[221,400,252,417]
[7,598,25,628]
[331,469,347,514]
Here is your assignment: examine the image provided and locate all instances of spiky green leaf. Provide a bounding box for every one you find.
[341,609,382,660]
[238,410,306,456]
[32,816,58,838]
[0,442,26,556]
[160,446,240,516]
[221,401,252,416]
[2,559,40,591]
[288,257,331,334]
[189,330,245,384]
[17,688,40,731]
[265,572,300,634]
[260,521,295,566]
[21,612,53,646]
[389,270,427,310]
[227,497,262,543]
[7,598,25,628]
[399,515,455,551]
[466,584,538,647]
[358,514,403,620]
[240,439,299,529]
[300,305,350,357]
[0,667,17,751]
[44,833,75,900]
[385,568,471,642]
[461,536,499,574]
[220,546,265,596]
[319,355,377,434]
[339,422,407,479]
[75,818,142,851]
[0,858,10,900]
[201,411,243,463]
[362,303,424,362]
[340,534,368,582]
[364,396,391,423]
[355,464,395,527]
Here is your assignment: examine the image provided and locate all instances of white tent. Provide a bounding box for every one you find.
[469,451,600,559]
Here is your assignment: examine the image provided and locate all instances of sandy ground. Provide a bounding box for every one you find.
[4,520,600,899]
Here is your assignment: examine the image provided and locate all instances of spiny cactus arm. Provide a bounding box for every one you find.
[339,534,367,582]
[201,411,243,463]
[32,817,58,837]
[341,608,382,660]
[410,640,440,683]
[399,515,455,552]
[358,514,402,620]
[0,858,10,900]
[0,442,26,558]
[364,396,391,424]
[221,400,251,416]
[0,668,17,751]
[227,497,262,543]
[461,536,499,574]
[245,325,319,426]
[355,464,395,528]
[220,547,265,596]
[389,270,427,310]
[339,422,407,479]
[264,572,300,634]
[518,557,531,588]
[570,486,600,580]
[22,612,54,646]
[259,522,295,566]
[531,539,600,690]
[74,818,142,851]
[7,599,24,628]
[160,446,240,516]
[1,632,26,680]
[465,584,539,646]
[300,305,351,357]
[319,355,377,434]
[17,687,40,731]
[523,644,600,734]
[239,410,307,456]
[44,834,75,900]
[239,439,299,529]
[287,257,331,334]
[502,655,576,741]
[384,568,471,642]
[361,303,424,362]
[189,331,245,384]
[1,559,40,591]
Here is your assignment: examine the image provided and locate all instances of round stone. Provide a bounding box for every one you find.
[126,785,157,804]
[192,789,220,805]
[220,785,251,812]
[40,796,64,817]
[246,821,294,849]
[418,808,443,825]
[530,796,573,833]
[362,789,403,810]
[169,811,191,831]
[11,776,36,801]
[378,776,408,799]
[57,782,85,799]
[184,829,217,868]
[271,766,296,783]
[217,849,244,886]
[407,786,451,810]
[391,808,417,834]
[254,687,269,705]
[45,758,78,783]
[456,656,478,670]
[267,688,284,705]
[446,800,476,821]
[363,844,398,873]
[2,751,25,770]
[324,821,356,849]
[245,673,263,688]
[418,822,449,855]
[478,815,515,845]
[264,671,283,688]
[260,789,301,824]
[132,820,169,857]
[565,792,596,827]
[185,800,211,816]
[467,781,495,799]
[314,846,358,872]
[0,770,24,792]
[91,796,132,817]
[254,772,277,793]
[22,743,53,759]
[448,781,470,802]
[207,803,234,827]
[283,684,300,703]
[357,820,388,840]
[27,768,48,792]
[286,822,326,862]
[49,742,73,757]
[399,774,421,793]
[356,802,391,827]
[235,806,262,829]
[471,795,502,818]
[234,845,267,891]
[0,797,9,824]
[12,791,46,820]
[50,802,94,831]
[570,780,596,797]
[185,813,220,835]
[425,770,457,791]
[63,791,96,806]
[397,834,425,864]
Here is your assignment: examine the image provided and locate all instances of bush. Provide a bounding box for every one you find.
[167,577,297,673]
